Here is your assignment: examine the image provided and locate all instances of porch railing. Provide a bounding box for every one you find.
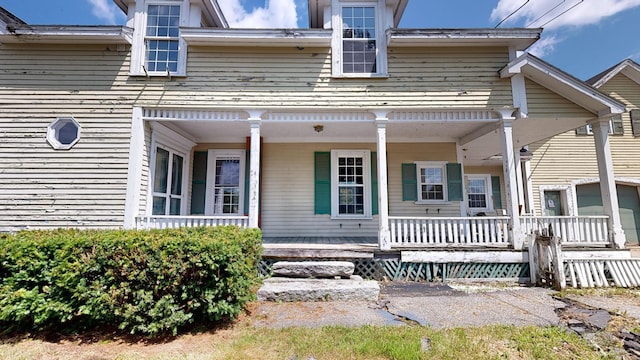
[135,215,249,230]
[520,215,609,245]
[389,216,511,247]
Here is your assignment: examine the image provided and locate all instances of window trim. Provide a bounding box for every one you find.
[130,0,188,77]
[204,149,246,216]
[576,115,624,136]
[466,174,493,212]
[331,0,388,78]
[47,117,81,150]
[147,122,195,216]
[331,149,372,219]
[414,161,448,204]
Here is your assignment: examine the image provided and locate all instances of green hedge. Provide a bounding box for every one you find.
[0,226,262,336]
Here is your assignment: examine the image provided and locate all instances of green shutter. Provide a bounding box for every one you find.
[631,110,640,137]
[612,114,624,135]
[314,152,331,214]
[446,163,463,201]
[575,125,589,135]
[491,175,502,209]
[190,151,207,215]
[401,163,417,201]
[371,152,378,215]
[244,150,250,216]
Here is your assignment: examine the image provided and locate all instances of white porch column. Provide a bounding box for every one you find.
[247,114,263,229]
[374,113,391,250]
[497,114,524,249]
[124,107,144,229]
[515,150,525,214]
[523,159,536,215]
[592,118,626,248]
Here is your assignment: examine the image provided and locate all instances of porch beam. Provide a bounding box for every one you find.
[248,119,262,229]
[499,118,524,249]
[592,118,626,248]
[374,114,391,250]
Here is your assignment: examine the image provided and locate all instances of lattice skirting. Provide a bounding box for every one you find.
[259,258,529,282]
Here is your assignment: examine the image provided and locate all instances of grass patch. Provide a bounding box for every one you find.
[215,325,598,360]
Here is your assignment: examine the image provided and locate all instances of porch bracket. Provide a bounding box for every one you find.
[247,113,263,229]
[374,112,391,250]
[591,118,626,248]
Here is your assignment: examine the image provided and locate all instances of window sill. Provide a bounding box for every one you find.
[414,200,449,205]
[332,73,389,79]
[129,71,187,78]
[330,215,373,220]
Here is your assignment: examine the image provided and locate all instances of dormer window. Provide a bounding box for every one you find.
[145,5,180,73]
[332,1,388,78]
[129,1,187,77]
[342,6,376,73]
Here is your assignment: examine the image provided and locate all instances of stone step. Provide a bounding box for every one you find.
[272,260,354,278]
[257,276,380,302]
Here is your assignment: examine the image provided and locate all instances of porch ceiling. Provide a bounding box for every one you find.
[163,112,593,166]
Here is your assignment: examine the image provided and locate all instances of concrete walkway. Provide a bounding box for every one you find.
[253,282,640,329]
[253,282,566,328]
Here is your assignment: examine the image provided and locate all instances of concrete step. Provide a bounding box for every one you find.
[272,260,354,278]
[257,276,380,302]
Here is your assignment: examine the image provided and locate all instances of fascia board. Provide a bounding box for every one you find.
[0,25,133,44]
[181,28,332,46]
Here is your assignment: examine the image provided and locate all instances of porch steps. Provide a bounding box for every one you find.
[257,261,380,302]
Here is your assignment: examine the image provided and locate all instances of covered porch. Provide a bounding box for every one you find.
[126,53,628,257]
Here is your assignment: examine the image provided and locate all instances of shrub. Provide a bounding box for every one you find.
[0,226,262,336]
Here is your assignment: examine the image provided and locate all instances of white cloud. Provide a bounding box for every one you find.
[218,0,299,28]
[87,0,125,25]
[491,0,640,29]
[527,35,561,57]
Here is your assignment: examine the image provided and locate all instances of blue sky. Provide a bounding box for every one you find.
[1,0,639,80]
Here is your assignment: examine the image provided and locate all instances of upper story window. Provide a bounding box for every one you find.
[332,1,387,78]
[342,6,376,74]
[576,114,624,136]
[145,5,181,73]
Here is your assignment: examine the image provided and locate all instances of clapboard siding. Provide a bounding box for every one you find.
[529,72,640,211]
[0,44,133,230]
[0,41,514,230]
[526,79,595,118]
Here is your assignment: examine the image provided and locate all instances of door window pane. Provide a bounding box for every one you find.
[171,154,183,196]
[154,147,169,193]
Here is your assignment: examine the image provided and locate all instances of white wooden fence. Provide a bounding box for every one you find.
[520,215,609,245]
[388,216,511,247]
[135,215,249,230]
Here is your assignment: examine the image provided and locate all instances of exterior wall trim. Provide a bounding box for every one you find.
[142,108,502,123]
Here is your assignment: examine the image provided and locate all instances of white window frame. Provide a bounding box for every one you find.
[466,174,493,212]
[47,117,81,150]
[415,161,447,204]
[147,122,195,216]
[205,149,246,216]
[331,0,388,78]
[331,149,372,219]
[130,0,188,77]
[579,115,623,135]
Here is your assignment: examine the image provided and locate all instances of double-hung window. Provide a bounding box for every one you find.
[205,150,245,215]
[333,2,387,77]
[342,6,377,74]
[575,115,624,135]
[467,175,492,211]
[152,146,185,215]
[416,162,446,202]
[331,150,371,218]
[145,4,181,74]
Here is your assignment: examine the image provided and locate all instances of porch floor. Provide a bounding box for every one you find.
[262,237,378,259]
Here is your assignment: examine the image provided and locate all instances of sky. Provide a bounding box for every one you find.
[1,0,639,80]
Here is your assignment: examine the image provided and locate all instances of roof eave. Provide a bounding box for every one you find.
[181,28,332,47]
[501,53,626,116]
[0,25,133,44]
[590,59,640,88]
[387,28,541,50]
